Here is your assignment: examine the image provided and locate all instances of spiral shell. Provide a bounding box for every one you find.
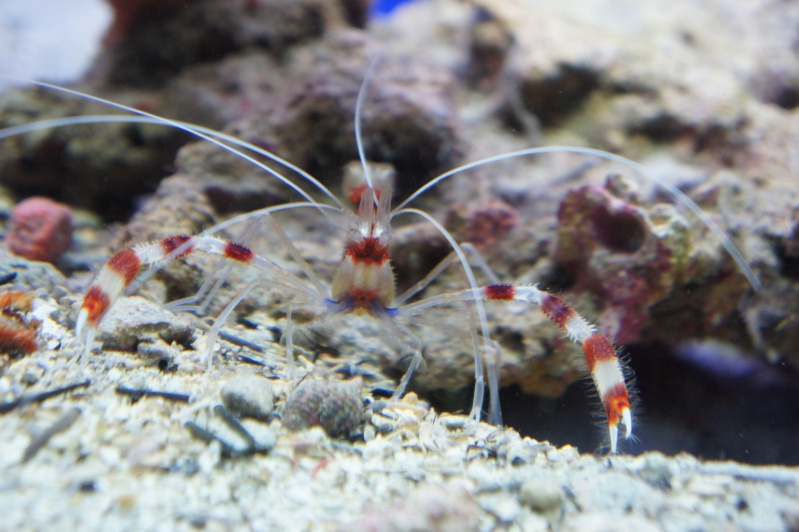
[282,377,364,438]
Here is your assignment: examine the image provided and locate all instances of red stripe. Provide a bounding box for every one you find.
[582,333,615,370]
[348,185,382,206]
[224,242,254,262]
[484,284,515,301]
[160,235,194,258]
[541,294,575,329]
[347,288,380,310]
[0,321,38,355]
[82,286,111,325]
[107,249,141,286]
[602,382,629,426]
[345,237,389,265]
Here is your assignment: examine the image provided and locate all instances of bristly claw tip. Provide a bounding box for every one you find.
[623,407,633,439]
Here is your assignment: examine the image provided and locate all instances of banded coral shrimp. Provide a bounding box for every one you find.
[0,48,762,454]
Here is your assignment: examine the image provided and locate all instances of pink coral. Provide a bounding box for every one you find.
[553,182,674,344]
[7,197,73,263]
[447,198,520,246]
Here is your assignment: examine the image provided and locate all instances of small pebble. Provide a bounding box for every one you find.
[221,375,275,421]
[20,372,39,385]
[519,473,564,512]
[7,197,73,263]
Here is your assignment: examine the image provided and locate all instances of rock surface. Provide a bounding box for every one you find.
[1,0,799,528]
[221,374,275,421]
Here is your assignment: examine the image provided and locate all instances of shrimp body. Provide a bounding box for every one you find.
[73,170,634,450]
[329,189,396,316]
[4,59,760,453]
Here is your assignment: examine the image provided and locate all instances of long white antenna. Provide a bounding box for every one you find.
[354,53,384,204]
[394,146,762,292]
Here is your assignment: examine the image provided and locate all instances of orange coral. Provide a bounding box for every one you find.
[0,290,40,357]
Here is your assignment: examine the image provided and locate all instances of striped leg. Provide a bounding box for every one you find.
[528,289,631,452]
[398,283,633,452]
[76,235,281,354]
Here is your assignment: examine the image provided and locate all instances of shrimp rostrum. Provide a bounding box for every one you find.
[4,63,758,454]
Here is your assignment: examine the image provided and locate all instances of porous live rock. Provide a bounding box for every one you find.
[0,86,187,221]
[552,178,694,344]
[3,2,799,529]
[3,0,799,379]
[102,0,189,47]
[0,0,355,219]
[96,296,195,351]
[95,0,354,88]
[164,52,287,131]
[113,169,216,248]
[470,0,787,151]
[467,0,799,365]
[7,197,73,264]
[221,374,275,421]
[267,30,464,198]
[464,5,515,90]
[381,0,799,367]
[445,197,520,247]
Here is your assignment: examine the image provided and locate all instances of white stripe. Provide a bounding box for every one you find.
[513,285,544,305]
[132,242,169,264]
[592,358,624,399]
[565,314,595,343]
[194,238,227,255]
[623,407,633,438]
[133,236,230,265]
[94,266,127,300]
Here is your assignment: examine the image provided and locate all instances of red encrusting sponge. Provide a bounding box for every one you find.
[7,197,73,263]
